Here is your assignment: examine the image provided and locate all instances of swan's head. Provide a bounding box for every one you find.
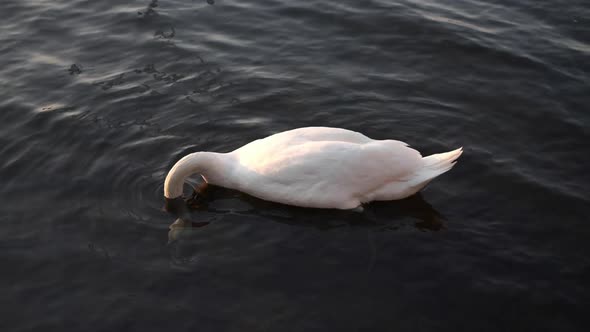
[164,153,212,215]
[164,152,225,213]
[163,153,200,212]
[164,188,207,214]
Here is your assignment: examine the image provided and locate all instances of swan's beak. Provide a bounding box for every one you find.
[164,196,187,215]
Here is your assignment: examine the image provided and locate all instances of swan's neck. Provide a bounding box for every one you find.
[164,152,230,198]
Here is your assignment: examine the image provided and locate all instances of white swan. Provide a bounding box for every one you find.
[164,127,462,211]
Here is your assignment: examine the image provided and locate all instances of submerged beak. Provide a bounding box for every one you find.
[164,196,188,216]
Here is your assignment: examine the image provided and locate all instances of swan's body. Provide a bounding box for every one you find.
[164,127,462,210]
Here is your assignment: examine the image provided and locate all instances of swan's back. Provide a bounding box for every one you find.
[280,126,373,144]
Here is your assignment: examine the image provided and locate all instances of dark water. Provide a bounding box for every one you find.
[1,0,589,331]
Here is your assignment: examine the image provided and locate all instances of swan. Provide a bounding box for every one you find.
[164,127,462,212]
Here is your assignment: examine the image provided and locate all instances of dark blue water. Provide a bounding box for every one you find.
[1,0,589,331]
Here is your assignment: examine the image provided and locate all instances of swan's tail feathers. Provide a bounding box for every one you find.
[410,147,463,188]
[422,147,463,174]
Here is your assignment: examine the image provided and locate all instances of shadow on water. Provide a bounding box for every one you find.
[167,183,445,244]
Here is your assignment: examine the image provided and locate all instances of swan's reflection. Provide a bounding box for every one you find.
[167,183,444,242]
[166,185,444,267]
[168,218,210,244]
[167,217,215,267]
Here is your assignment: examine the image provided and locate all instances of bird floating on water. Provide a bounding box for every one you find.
[164,127,462,212]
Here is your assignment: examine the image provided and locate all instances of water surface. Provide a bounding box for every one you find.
[1,0,589,331]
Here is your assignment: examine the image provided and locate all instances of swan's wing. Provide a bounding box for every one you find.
[232,127,380,166]
[232,139,422,207]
